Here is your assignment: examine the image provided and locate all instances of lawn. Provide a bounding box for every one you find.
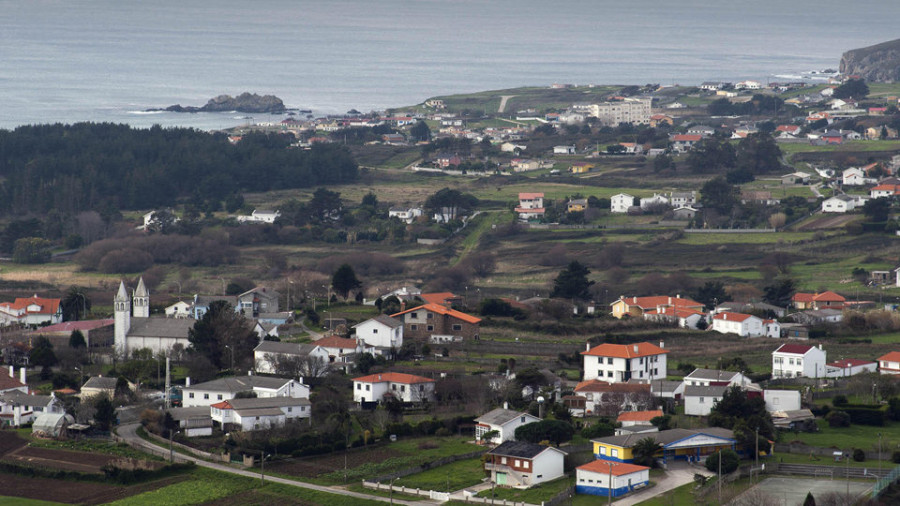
[396,458,486,492]
[476,476,574,503]
[783,419,900,453]
[677,232,815,245]
[0,499,62,506]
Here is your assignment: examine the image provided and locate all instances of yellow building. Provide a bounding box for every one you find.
[592,428,736,465]
[570,162,595,174]
[610,295,704,319]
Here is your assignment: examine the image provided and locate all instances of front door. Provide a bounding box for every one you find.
[496,472,507,486]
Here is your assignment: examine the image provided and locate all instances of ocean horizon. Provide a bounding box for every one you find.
[2,0,899,131]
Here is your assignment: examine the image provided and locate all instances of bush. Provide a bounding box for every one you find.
[853,448,866,462]
[892,451,900,464]
[832,395,848,407]
[842,406,886,426]
[705,449,740,474]
[826,410,851,428]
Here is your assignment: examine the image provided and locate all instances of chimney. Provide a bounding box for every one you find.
[8,366,12,378]
[586,342,591,352]
[378,374,382,381]
[503,401,509,410]
[632,296,637,304]
[633,344,639,353]
[724,313,728,320]
[185,377,191,387]
[660,341,665,349]
[19,368,25,384]
[668,297,672,305]
[818,344,823,350]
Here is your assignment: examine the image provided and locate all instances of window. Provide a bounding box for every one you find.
[607,358,613,365]
[699,397,705,403]
[392,384,397,390]
[452,324,462,331]
[356,384,361,390]
[288,407,292,412]
[373,329,378,334]
[427,312,434,319]
[523,461,529,469]
[501,457,507,464]
[203,393,209,399]
[365,385,370,391]
[189,393,195,399]
[427,325,434,331]
[400,385,406,392]
[521,416,526,423]
[217,394,223,400]
[611,449,619,458]
[640,372,644,378]
[607,371,613,378]
[599,447,606,455]
[514,460,520,467]
[640,357,644,364]
[410,324,418,331]
[410,312,418,319]
[797,360,802,367]
[789,358,794,365]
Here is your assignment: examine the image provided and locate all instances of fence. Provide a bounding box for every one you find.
[775,442,889,462]
[872,463,900,498]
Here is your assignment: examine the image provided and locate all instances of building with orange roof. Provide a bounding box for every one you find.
[870,184,900,199]
[878,351,900,375]
[711,311,768,337]
[0,295,63,326]
[582,342,668,383]
[611,295,704,319]
[352,372,435,404]
[791,291,845,310]
[616,410,664,426]
[576,459,650,498]
[419,292,462,307]
[391,303,480,343]
[516,192,545,221]
[567,379,653,417]
[642,305,705,329]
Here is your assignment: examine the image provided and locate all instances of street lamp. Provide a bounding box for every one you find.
[224,345,234,372]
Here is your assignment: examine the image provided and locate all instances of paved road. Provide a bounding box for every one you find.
[614,463,713,506]
[116,422,438,505]
[498,95,515,113]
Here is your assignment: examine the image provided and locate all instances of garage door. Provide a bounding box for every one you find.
[496,472,507,486]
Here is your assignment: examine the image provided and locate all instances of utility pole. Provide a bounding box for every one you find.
[846,449,850,497]
[168,428,174,463]
[878,432,883,477]
[165,356,171,410]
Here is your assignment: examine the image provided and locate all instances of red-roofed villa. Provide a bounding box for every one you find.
[0,295,63,326]
[772,343,827,379]
[352,372,435,404]
[582,342,668,383]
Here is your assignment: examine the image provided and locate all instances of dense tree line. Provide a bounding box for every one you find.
[0,123,358,216]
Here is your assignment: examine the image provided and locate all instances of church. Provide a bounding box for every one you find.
[114,278,195,357]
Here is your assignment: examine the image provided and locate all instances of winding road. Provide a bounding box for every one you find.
[115,422,437,505]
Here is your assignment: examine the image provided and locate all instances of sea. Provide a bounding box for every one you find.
[2,0,900,131]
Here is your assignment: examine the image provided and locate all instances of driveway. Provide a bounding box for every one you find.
[115,422,438,505]
[615,463,711,506]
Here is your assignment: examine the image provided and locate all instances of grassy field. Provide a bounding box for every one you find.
[396,458,486,492]
[476,476,574,503]
[0,499,62,506]
[782,418,900,452]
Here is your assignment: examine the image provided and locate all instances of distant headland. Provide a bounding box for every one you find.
[840,38,900,83]
[148,93,287,114]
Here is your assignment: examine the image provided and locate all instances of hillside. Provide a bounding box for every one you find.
[840,38,900,83]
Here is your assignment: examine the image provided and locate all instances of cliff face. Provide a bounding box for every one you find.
[840,38,900,83]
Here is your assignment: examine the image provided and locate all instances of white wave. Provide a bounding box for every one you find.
[127,110,164,115]
[773,74,803,79]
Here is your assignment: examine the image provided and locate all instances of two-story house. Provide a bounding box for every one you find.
[711,312,766,337]
[878,352,900,375]
[353,314,403,355]
[391,303,480,343]
[352,372,435,404]
[0,295,63,326]
[210,396,310,431]
[683,369,751,388]
[772,343,827,379]
[610,193,635,214]
[610,296,704,319]
[182,374,309,408]
[791,291,845,310]
[516,192,545,221]
[582,342,668,383]
[484,441,566,488]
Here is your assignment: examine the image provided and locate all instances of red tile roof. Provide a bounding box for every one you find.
[574,380,650,394]
[577,460,650,476]
[210,400,233,409]
[713,312,754,322]
[645,307,704,318]
[813,291,845,302]
[315,335,358,349]
[391,303,481,325]
[616,410,664,423]
[34,319,114,333]
[0,372,26,392]
[617,296,703,310]
[828,359,875,368]
[582,342,668,359]
[672,134,702,142]
[0,296,61,316]
[420,292,459,305]
[775,344,815,355]
[353,372,435,384]
[518,193,544,199]
[878,351,900,363]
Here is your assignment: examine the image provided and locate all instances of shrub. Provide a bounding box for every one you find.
[826,410,851,428]
[832,395,848,407]
[705,449,740,474]
[852,448,866,462]
[891,451,900,464]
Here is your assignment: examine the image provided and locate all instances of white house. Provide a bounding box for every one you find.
[0,295,63,326]
[388,207,424,224]
[821,195,859,213]
[842,167,875,186]
[683,369,750,388]
[485,441,566,488]
[553,145,576,155]
[582,342,668,383]
[610,193,636,213]
[711,312,765,337]
[0,391,63,427]
[771,343,827,379]
[824,358,878,378]
[210,396,311,431]
[735,80,763,90]
[762,390,801,412]
[352,372,435,404]
[182,374,309,408]
[642,306,705,329]
[683,385,728,416]
[253,341,330,376]
[313,335,362,372]
[165,301,192,318]
[475,407,541,444]
[639,193,669,210]
[878,352,900,375]
[516,192,546,220]
[236,209,280,224]
[353,315,403,354]
[576,460,649,498]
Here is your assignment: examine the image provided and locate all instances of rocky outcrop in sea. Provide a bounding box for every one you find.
[150,93,287,113]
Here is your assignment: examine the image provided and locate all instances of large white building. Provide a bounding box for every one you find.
[711,312,766,337]
[582,342,668,383]
[683,385,728,416]
[771,343,827,379]
[210,396,310,431]
[114,278,195,356]
[352,372,435,404]
[182,374,309,408]
[587,98,652,127]
[878,352,900,375]
[576,460,649,499]
[610,193,635,213]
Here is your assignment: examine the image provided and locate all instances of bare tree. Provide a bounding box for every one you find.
[731,488,781,506]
